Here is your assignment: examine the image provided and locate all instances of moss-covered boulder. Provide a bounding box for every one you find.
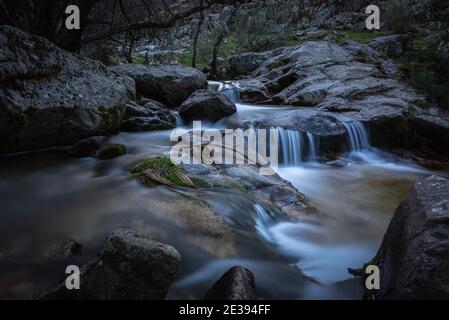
[96,144,127,160]
[131,157,194,187]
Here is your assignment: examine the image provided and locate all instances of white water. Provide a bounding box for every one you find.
[0,82,438,299]
[343,121,370,151]
[278,128,303,166]
[211,83,434,292]
[306,132,317,161]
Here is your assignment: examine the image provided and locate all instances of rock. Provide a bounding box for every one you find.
[41,229,181,300]
[142,100,166,111]
[205,266,258,300]
[44,239,82,260]
[96,144,127,159]
[412,115,449,150]
[131,156,195,187]
[369,34,412,58]
[235,79,271,104]
[111,64,207,107]
[124,102,153,119]
[226,52,269,78]
[240,89,271,104]
[0,26,135,154]
[137,98,166,109]
[121,117,175,132]
[179,90,237,122]
[69,136,107,158]
[182,163,316,219]
[230,40,423,150]
[223,107,348,157]
[359,106,409,149]
[327,12,367,31]
[369,176,449,300]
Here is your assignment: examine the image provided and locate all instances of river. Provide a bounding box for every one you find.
[0,84,438,299]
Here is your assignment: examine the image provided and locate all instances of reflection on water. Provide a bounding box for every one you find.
[0,122,438,300]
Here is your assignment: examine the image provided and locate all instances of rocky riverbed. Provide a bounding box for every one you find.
[1,25,449,300]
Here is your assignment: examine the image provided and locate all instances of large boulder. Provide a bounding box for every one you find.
[0,26,135,154]
[179,90,237,122]
[182,163,316,220]
[205,266,258,300]
[369,176,449,300]
[111,64,207,107]
[41,229,181,300]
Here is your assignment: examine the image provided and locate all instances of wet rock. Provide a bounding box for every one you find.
[205,266,257,300]
[412,115,449,150]
[111,64,207,107]
[369,34,412,58]
[228,40,424,150]
[369,175,449,300]
[121,117,175,132]
[235,79,271,104]
[360,106,409,149]
[183,164,316,219]
[240,89,271,104]
[41,229,181,300]
[0,26,135,154]
[224,108,348,157]
[96,144,127,159]
[69,136,107,158]
[137,98,166,109]
[124,102,153,119]
[131,157,195,187]
[179,90,237,122]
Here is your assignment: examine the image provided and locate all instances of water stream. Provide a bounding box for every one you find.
[0,83,440,300]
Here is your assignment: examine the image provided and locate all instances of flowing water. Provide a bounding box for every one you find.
[0,84,441,300]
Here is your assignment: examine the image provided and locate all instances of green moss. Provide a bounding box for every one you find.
[226,181,247,193]
[96,144,126,160]
[345,31,391,43]
[287,39,306,47]
[131,156,193,187]
[395,41,449,109]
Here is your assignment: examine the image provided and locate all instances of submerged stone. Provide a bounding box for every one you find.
[96,144,127,159]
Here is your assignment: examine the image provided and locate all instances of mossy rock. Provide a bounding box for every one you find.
[131,156,195,187]
[96,144,127,159]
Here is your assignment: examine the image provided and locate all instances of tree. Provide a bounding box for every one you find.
[192,4,205,68]
[0,0,245,52]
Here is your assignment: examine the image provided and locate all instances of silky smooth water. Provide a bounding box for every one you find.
[0,96,438,299]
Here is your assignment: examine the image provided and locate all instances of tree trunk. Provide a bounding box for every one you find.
[192,9,205,68]
[210,30,226,80]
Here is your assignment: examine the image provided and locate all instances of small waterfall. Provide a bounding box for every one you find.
[208,81,239,103]
[343,121,370,151]
[254,204,275,243]
[276,129,321,165]
[277,128,303,166]
[306,132,317,161]
[221,84,239,104]
[175,114,185,127]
